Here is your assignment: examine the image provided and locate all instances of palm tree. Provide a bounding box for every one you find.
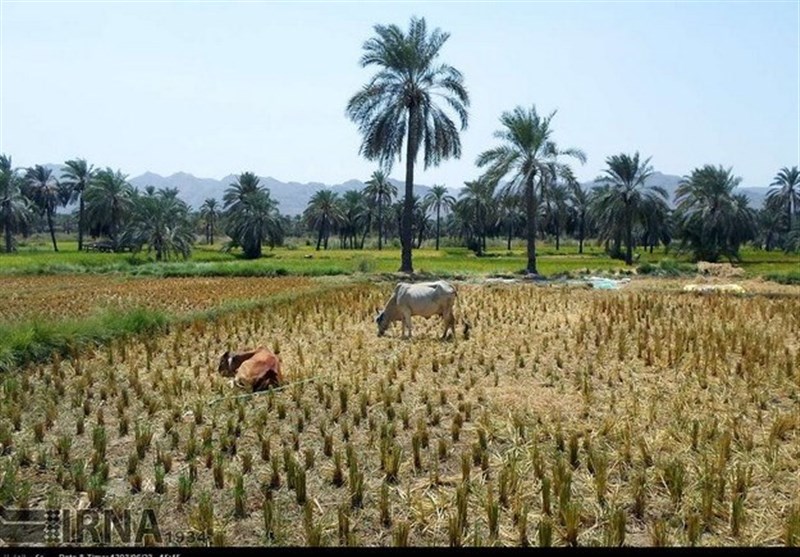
[223,172,262,214]
[123,189,195,261]
[541,176,571,251]
[304,190,343,251]
[759,195,786,251]
[589,183,624,257]
[338,190,367,249]
[84,168,134,248]
[200,198,220,245]
[477,105,586,274]
[767,166,800,235]
[674,165,756,262]
[423,185,456,250]
[223,176,282,259]
[594,152,666,265]
[346,16,470,273]
[568,181,591,255]
[458,179,496,255]
[496,190,524,252]
[25,165,62,252]
[413,195,431,248]
[362,170,396,249]
[0,155,33,253]
[61,159,96,251]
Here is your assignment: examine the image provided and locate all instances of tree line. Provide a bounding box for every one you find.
[2,16,798,270]
[1,152,798,267]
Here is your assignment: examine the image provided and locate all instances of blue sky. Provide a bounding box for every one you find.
[1,0,798,190]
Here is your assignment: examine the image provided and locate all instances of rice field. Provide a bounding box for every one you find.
[0,275,317,322]
[1,277,799,547]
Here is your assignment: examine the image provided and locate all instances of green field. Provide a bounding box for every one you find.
[3,236,798,279]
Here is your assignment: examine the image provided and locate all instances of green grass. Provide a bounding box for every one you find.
[764,270,800,285]
[0,307,169,373]
[2,236,798,278]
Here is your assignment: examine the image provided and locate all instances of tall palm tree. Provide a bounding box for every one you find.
[61,158,96,251]
[767,166,800,234]
[594,152,666,265]
[84,168,134,247]
[0,155,32,253]
[223,174,282,259]
[362,170,396,250]
[423,185,456,250]
[25,165,62,252]
[674,165,756,262]
[123,189,195,261]
[477,105,586,274]
[304,190,343,251]
[346,16,470,273]
[200,198,220,245]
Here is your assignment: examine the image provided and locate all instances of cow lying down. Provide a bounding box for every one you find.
[218,347,283,392]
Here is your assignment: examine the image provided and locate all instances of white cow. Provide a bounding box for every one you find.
[376,280,467,339]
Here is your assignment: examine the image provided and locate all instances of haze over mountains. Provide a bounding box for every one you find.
[45,165,769,215]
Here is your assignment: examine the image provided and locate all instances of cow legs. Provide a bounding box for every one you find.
[401,309,412,339]
[441,311,456,340]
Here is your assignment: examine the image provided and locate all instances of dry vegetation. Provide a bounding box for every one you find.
[0,275,316,322]
[1,279,800,547]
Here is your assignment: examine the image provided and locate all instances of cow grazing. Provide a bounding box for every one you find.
[375,280,469,340]
[217,347,283,392]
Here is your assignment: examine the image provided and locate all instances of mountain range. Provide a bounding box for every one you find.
[44,165,769,215]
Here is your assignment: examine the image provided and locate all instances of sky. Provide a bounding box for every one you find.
[1,0,798,191]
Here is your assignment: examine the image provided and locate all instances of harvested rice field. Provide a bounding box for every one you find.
[1,277,799,547]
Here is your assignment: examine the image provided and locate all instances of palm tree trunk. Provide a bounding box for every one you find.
[4,204,12,252]
[316,220,324,251]
[507,223,512,251]
[578,217,584,254]
[555,217,560,251]
[400,107,418,273]
[525,174,537,274]
[377,198,383,251]
[78,196,85,251]
[435,205,441,251]
[624,207,633,265]
[47,209,58,252]
[360,214,370,249]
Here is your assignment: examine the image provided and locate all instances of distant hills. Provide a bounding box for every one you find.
[44,165,769,215]
[127,173,434,216]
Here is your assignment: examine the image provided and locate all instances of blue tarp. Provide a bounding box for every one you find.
[586,276,629,290]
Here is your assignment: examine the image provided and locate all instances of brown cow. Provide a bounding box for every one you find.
[217,347,283,392]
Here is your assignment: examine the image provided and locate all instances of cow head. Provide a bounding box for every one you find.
[375,309,389,337]
[217,350,233,375]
